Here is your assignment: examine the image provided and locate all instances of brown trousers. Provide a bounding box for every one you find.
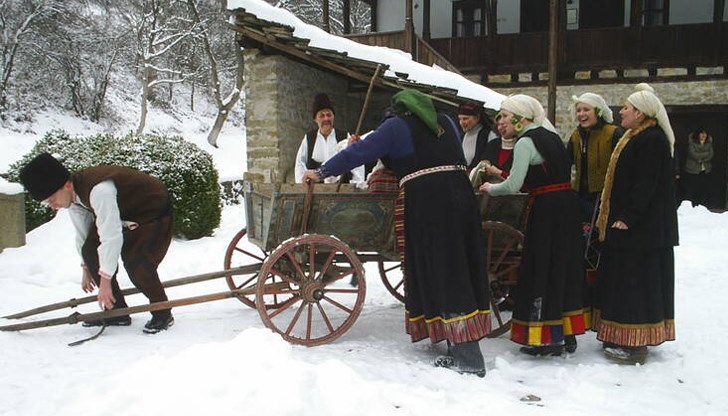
[82,216,173,319]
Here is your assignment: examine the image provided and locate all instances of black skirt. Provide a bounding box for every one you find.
[594,246,676,346]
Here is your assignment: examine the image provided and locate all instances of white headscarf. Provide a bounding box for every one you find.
[500,94,558,134]
[627,83,675,156]
[570,92,614,123]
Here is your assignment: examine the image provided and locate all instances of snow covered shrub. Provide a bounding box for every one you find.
[7,129,221,240]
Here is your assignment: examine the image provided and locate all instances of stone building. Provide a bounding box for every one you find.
[227,2,504,184]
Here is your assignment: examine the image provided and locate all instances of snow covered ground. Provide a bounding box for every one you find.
[2,109,728,416]
[1,5,726,408]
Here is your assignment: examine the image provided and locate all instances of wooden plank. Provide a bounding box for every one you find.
[3,265,261,319]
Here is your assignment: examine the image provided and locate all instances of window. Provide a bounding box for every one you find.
[643,0,669,26]
[453,0,486,37]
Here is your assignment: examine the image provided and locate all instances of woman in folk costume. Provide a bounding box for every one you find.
[594,83,678,364]
[567,93,624,224]
[304,89,491,377]
[567,93,624,315]
[480,94,587,356]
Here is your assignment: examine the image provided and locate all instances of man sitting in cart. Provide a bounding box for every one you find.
[294,92,365,185]
[19,153,175,334]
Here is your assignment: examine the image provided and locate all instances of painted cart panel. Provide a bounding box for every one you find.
[243,182,398,259]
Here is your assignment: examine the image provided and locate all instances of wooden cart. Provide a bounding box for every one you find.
[1,181,527,347]
[224,181,527,344]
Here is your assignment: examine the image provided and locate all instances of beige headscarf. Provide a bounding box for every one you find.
[626,83,675,156]
[500,94,558,134]
[570,92,614,123]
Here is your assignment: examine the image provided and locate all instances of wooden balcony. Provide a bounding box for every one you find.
[430,22,728,82]
[350,23,728,84]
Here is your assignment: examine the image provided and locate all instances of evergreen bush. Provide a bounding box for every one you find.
[7,129,221,240]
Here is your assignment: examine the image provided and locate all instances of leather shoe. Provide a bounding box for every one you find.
[604,346,648,365]
[82,315,131,327]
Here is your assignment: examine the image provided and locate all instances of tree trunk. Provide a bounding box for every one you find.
[137,68,150,136]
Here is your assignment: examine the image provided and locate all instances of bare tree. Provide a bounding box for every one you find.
[117,0,200,135]
[187,0,243,147]
[270,0,371,34]
[0,0,64,118]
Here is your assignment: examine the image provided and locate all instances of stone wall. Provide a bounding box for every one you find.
[492,79,728,138]
[0,190,25,252]
[244,49,390,184]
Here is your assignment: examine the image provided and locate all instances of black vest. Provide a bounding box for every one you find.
[306,128,350,182]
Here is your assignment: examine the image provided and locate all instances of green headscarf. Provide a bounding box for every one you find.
[391,89,443,137]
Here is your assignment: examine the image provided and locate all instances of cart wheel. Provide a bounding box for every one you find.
[482,220,524,338]
[256,234,366,346]
[378,260,405,303]
[224,228,267,308]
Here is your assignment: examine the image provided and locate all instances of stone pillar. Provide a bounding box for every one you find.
[0,179,26,252]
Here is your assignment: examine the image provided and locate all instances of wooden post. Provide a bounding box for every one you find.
[343,0,351,34]
[715,0,725,22]
[405,0,416,57]
[323,0,330,33]
[486,0,498,36]
[547,0,558,124]
[370,1,378,32]
[423,0,431,41]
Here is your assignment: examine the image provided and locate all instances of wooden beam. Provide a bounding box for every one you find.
[547,0,558,124]
[405,0,415,56]
[231,24,386,86]
[343,0,351,34]
[715,0,726,22]
[423,0,431,41]
[323,0,331,33]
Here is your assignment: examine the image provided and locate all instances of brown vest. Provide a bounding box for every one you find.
[73,166,171,224]
[569,124,617,193]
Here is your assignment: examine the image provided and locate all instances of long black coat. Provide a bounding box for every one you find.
[603,125,679,249]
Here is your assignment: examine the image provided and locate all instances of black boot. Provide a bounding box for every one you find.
[435,341,486,377]
[143,314,174,334]
[564,335,577,353]
[519,344,564,357]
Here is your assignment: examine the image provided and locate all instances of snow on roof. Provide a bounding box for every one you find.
[227,0,505,110]
[0,176,23,195]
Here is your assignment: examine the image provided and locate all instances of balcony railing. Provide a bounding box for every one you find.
[430,23,728,77]
[348,23,728,82]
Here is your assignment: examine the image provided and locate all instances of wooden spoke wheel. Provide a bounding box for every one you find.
[255,234,366,346]
[224,228,267,308]
[378,260,405,303]
[482,220,524,338]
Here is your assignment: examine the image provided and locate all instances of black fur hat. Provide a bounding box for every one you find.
[19,152,70,201]
[458,101,483,116]
[312,93,335,118]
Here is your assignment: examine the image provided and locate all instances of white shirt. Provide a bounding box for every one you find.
[294,130,365,184]
[462,124,483,166]
[69,180,124,278]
